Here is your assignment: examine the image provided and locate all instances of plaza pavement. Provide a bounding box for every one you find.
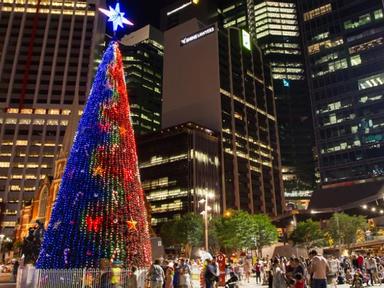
[238,279,355,288]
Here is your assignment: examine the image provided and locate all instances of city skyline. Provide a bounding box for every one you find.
[3,0,384,238]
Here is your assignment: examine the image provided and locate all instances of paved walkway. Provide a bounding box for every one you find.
[237,280,354,288]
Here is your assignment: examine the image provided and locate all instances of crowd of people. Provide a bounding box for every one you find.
[12,249,384,287]
[239,251,384,288]
[144,251,384,288]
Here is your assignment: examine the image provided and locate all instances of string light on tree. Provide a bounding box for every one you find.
[35,2,151,268]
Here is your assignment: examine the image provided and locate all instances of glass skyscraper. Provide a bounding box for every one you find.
[297,0,384,184]
[120,25,163,135]
[247,0,315,208]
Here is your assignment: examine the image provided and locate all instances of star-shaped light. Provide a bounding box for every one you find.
[119,126,127,136]
[127,218,137,231]
[53,221,61,229]
[93,165,105,177]
[99,3,133,32]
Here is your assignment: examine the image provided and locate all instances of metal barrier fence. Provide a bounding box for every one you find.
[17,265,148,288]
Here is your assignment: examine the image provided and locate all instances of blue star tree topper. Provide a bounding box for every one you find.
[99,2,133,32]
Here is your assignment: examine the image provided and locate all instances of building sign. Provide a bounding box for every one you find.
[242,30,251,50]
[283,79,290,87]
[180,25,215,46]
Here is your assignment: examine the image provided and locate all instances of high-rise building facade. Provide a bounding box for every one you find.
[248,0,315,208]
[161,0,314,209]
[160,0,247,31]
[218,0,247,29]
[0,0,104,234]
[120,25,163,135]
[162,19,284,216]
[137,122,221,231]
[160,0,217,30]
[297,0,384,184]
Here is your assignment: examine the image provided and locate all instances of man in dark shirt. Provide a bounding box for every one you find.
[205,259,218,288]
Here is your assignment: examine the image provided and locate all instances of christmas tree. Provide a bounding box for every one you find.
[36,41,152,269]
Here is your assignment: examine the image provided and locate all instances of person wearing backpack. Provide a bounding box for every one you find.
[148,259,165,288]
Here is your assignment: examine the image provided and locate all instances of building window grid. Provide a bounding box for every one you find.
[0,0,98,232]
[303,3,332,22]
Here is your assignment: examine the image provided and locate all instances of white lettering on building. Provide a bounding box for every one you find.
[180,26,215,46]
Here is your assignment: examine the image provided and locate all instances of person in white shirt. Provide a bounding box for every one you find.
[327,256,340,288]
[365,253,378,285]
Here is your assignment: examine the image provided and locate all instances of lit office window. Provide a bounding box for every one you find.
[308,37,343,55]
[350,55,362,66]
[344,13,371,30]
[358,73,384,90]
[349,37,384,54]
[304,4,332,21]
[312,32,330,41]
[34,109,46,114]
[359,94,382,104]
[374,9,383,20]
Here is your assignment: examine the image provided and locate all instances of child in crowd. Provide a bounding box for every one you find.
[351,272,363,288]
[292,273,305,288]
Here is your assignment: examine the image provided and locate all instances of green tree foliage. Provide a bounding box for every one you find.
[159,213,203,248]
[176,213,204,247]
[326,213,367,247]
[215,210,278,253]
[159,219,179,247]
[251,214,279,254]
[290,219,325,250]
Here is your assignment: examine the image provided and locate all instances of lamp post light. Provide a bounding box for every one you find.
[199,190,211,252]
[0,235,5,263]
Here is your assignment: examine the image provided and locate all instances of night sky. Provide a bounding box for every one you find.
[110,0,176,31]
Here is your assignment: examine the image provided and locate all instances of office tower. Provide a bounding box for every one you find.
[219,0,247,29]
[137,122,221,231]
[0,0,104,235]
[160,0,247,31]
[297,0,384,184]
[160,0,217,30]
[15,105,80,241]
[120,25,163,135]
[162,19,284,216]
[248,0,315,208]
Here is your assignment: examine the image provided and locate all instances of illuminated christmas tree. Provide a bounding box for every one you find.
[35,40,152,269]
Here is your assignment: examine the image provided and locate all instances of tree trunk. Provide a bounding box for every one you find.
[184,243,192,258]
[258,247,262,258]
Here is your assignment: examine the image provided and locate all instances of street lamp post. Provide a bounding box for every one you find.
[0,235,5,263]
[204,192,208,251]
[199,190,210,252]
